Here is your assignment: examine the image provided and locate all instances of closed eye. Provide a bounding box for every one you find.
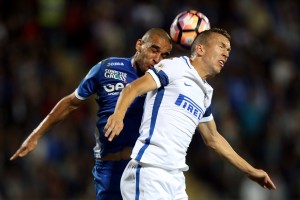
[150,45,170,58]
[220,43,231,53]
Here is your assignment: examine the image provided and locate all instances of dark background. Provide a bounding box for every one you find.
[0,0,299,199]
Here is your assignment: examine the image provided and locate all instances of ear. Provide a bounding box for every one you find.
[195,44,205,56]
[135,39,143,52]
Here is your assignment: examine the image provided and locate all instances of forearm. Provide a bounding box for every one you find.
[10,93,82,160]
[104,73,157,141]
[198,121,276,190]
[211,133,255,175]
[114,84,140,119]
[30,95,80,140]
[114,74,155,117]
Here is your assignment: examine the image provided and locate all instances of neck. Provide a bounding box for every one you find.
[136,66,144,77]
[189,57,208,80]
[132,59,144,77]
[131,55,137,70]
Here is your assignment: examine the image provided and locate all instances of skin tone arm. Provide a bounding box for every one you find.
[10,92,84,160]
[197,120,276,190]
[104,73,157,141]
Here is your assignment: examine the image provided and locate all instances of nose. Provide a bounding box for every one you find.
[154,53,164,64]
[223,50,229,61]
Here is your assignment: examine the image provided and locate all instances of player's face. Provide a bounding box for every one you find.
[203,33,231,76]
[136,36,171,73]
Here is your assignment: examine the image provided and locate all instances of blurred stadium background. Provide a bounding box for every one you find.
[0,0,299,199]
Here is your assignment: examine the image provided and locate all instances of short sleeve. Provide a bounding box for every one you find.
[75,62,102,99]
[199,105,213,122]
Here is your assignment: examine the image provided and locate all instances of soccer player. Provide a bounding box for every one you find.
[10,28,172,200]
[104,28,276,200]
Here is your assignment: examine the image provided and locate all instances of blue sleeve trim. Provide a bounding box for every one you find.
[150,68,169,87]
[203,105,212,117]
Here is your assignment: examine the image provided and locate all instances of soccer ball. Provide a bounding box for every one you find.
[170,10,210,49]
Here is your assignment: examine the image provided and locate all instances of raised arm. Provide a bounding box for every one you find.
[197,120,276,190]
[10,92,84,160]
[104,72,157,141]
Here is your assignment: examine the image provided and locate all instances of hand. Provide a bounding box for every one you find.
[247,169,276,190]
[104,113,124,141]
[10,136,38,160]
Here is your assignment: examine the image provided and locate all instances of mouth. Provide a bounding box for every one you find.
[148,65,154,69]
[218,60,225,68]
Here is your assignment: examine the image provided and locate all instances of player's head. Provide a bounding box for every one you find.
[133,28,172,75]
[191,28,231,77]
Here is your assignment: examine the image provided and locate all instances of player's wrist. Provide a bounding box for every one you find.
[114,110,126,120]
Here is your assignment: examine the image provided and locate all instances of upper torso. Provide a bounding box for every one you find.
[131,56,214,171]
[75,57,145,158]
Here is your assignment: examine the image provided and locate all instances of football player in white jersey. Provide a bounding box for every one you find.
[104,28,276,200]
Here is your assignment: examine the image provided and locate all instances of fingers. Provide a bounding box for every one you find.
[257,172,276,190]
[265,176,276,190]
[10,153,18,161]
[105,124,123,141]
[262,173,276,190]
[249,169,276,190]
[104,124,116,142]
[104,116,123,141]
[104,117,113,140]
[10,148,27,161]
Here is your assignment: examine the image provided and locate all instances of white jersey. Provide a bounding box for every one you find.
[131,56,214,171]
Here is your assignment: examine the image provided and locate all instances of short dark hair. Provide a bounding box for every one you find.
[191,28,231,53]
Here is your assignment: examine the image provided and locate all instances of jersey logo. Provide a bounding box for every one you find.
[175,94,204,120]
[104,69,127,83]
[107,62,124,67]
[184,82,192,86]
[155,63,165,72]
[103,83,125,95]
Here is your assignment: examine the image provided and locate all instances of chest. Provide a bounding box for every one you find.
[165,77,212,121]
[101,67,138,95]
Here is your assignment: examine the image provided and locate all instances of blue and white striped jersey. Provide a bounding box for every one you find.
[75,57,145,158]
[131,56,214,171]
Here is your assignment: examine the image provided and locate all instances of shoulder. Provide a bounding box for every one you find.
[157,56,189,72]
[150,56,188,85]
[159,56,189,66]
[102,57,131,68]
[90,57,131,74]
